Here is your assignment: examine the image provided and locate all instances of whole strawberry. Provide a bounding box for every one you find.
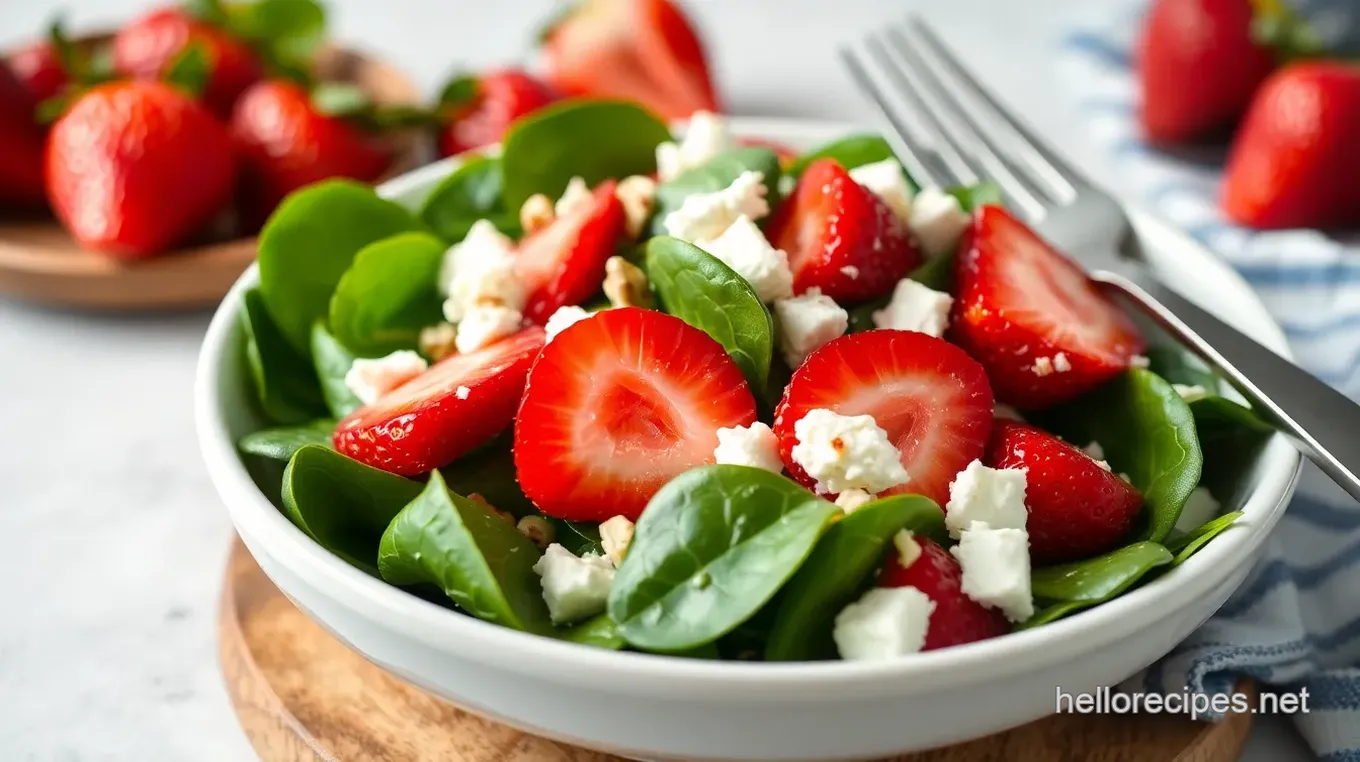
[7,40,68,103]
[45,81,237,258]
[437,69,556,157]
[0,61,47,208]
[1221,62,1360,229]
[113,7,263,117]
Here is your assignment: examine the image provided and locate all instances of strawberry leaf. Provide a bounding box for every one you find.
[438,75,480,110]
[47,16,81,75]
[34,93,73,125]
[227,0,328,60]
[164,42,212,98]
[311,82,371,116]
[1249,0,1327,59]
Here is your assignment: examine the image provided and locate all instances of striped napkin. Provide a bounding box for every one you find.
[1058,2,1360,759]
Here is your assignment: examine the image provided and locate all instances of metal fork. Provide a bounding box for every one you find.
[842,16,1360,501]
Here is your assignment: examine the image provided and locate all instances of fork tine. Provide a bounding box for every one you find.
[839,44,948,189]
[908,16,1079,202]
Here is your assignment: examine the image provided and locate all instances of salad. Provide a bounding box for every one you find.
[236,99,1274,661]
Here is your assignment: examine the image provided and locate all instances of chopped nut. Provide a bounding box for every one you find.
[599,515,636,567]
[418,322,458,362]
[517,515,556,549]
[555,176,594,217]
[616,174,658,238]
[519,193,555,234]
[603,256,655,309]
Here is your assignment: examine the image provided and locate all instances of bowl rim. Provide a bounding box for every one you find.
[196,116,1302,700]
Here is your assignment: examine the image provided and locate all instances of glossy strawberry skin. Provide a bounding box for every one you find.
[1221,63,1360,230]
[985,420,1144,563]
[113,7,264,117]
[1137,0,1277,143]
[0,61,47,208]
[878,534,1010,650]
[437,69,556,157]
[7,42,68,103]
[514,180,626,323]
[767,159,921,303]
[949,206,1145,410]
[334,327,546,476]
[45,81,236,258]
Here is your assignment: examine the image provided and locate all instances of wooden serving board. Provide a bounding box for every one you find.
[219,538,1254,762]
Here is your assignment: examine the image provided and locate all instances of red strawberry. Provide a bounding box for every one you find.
[437,69,556,158]
[878,533,1009,649]
[1137,0,1277,144]
[514,180,626,323]
[45,81,236,258]
[541,0,719,120]
[231,80,393,225]
[113,7,264,117]
[985,420,1143,563]
[767,159,921,304]
[514,308,757,521]
[773,330,993,507]
[7,41,68,103]
[334,327,546,476]
[0,61,46,208]
[950,206,1145,410]
[1221,62,1360,230]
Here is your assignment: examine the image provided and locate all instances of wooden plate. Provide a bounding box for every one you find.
[219,537,1256,762]
[0,45,425,312]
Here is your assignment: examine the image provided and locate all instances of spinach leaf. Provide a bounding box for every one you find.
[1020,600,1093,629]
[645,236,774,394]
[419,155,521,243]
[1146,346,1220,391]
[785,134,901,180]
[439,442,536,518]
[281,445,424,574]
[378,470,549,630]
[258,179,420,355]
[1039,369,1202,543]
[608,465,839,652]
[239,419,335,460]
[552,613,624,650]
[947,181,1003,212]
[551,520,604,557]
[1030,540,1174,603]
[310,322,362,419]
[650,146,782,236]
[328,231,446,357]
[500,99,672,210]
[765,495,945,661]
[1166,511,1244,566]
[241,287,326,424]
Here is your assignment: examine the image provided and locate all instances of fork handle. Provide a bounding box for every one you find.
[1098,270,1360,501]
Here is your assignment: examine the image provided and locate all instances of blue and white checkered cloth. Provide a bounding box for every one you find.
[1059,2,1360,759]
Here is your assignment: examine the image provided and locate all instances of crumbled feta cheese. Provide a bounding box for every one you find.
[1118,472,1133,484]
[599,515,635,568]
[791,409,909,495]
[773,288,848,367]
[555,176,594,218]
[714,422,783,473]
[1053,352,1072,372]
[698,215,794,302]
[544,305,593,342]
[655,111,732,182]
[951,521,1033,623]
[833,586,935,660]
[944,460,1028,538]
[455,385,471,400]
[892,529,921,568]
[1130,354,1150,369]
[834,488,875,513]
[532,543,615,625]
[418,322,457,362]
[343,350,428,405]
[840,265,860,279]
[1083,441,1105,460]
[616,174,657,238]
[454,305,523,354]
[1031,356,1055,377]
[1174,486,1221,535]
[438,219,516,300]
[440,223,525,323]
[849,158,914,222]
[994,404,1024,422]
[1174,384,1209,403]
[909,187,971,257]
[663,170,770,243]
[872,278,953,337]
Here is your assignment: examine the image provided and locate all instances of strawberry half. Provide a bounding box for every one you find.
[767,158,921,304]
[514,179,626,323]
[878,533,1010,650]
[514,308,757,521]
[437,69,557,158]
[950,206,1144,410]
[773,330,993,506]
[985,420,1143,563]
[334,327,545,476]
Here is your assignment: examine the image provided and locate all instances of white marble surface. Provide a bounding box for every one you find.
[0,1,1314,759]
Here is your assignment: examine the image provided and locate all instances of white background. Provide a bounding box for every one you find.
[0,0,1315,759]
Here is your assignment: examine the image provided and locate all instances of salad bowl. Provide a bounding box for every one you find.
[196,117,1301,761]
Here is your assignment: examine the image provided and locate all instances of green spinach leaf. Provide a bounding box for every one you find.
[239,419,335,460]
[310,322,362,419]
[551,613,625,650]
[550,520,604,557]
[765,495,945,661]
[241,287,326,424]
[947,182,1003,212]
[650,146,782,236]
[608,465,839,652]
[258,180,420,355]
[1146,346,1220,391]
[645,236,774,394]
[1166,511,1244,566]
[1031,540,1174,603]
[419,155,521,243]
[1191,396,1275,501]
[786,134,902,181]
[328,231,446,357]
[1020,600,1093,629]
[439,442,536,518]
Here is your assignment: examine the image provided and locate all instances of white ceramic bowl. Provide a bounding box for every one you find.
[196,118,1301,762]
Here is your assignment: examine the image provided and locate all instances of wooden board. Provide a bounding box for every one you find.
[0,44,424,312]
[219,538,1255,762]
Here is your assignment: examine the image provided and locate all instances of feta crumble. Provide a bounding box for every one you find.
[834,488,875,513]
[555,176,594,218]
[773,288,848,368]
[833,586,935,660]
[1174,486,1221,535]
[698,215,794,302]
[840,265,860,279]
[944,459,1028,538]
[714,422,784,473]
[849,158,914,222]
[455,305,523,354]
[599,515,636,568]
[533,544,615,625]
[872,278,953,337]
[1082,441,1105,460]
[438,219,517,302]
[791,409,909,495]
[1130,354,1150,369]
[663,170,770,243]
[343,350,428,405]
[655,111,732,182]
[544,305,593,342]
[951,521,1033,623]
[1031,356,1055,377]
[1174,384,1209,403]
[909,187,971,258]
[440,220,526,324]
[1053,352,1072,372]
[892,529,922,569]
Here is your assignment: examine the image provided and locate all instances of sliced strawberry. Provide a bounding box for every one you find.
[514,179,626,323]
[514,308,757,521]
[878,533,1009,650]
[767,158,921,304]
[437,69,557,158]
[773,330,993,506]
[985,420,1143,563]
[950,206,1145,410]
[334,327,545,476]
